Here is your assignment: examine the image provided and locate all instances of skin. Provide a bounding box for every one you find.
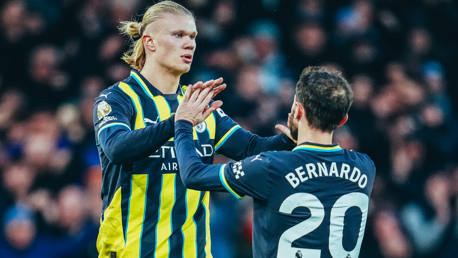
[138,12,226,103]
[141,13,199,94]
[175,83,223,126]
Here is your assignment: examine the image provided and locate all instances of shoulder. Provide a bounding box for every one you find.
[240,151,285,170]
[345,149,376,173]
[94,83,133,107]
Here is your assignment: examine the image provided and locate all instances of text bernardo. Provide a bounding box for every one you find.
[286,162,368,189]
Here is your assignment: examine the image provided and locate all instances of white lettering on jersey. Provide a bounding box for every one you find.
[149,145,213,159]
[340,163,351,179]
[99,116,117,127]
[161,162,178,171]
[285,173,300,188]
[286,162,369,189]
[295,166,308,182]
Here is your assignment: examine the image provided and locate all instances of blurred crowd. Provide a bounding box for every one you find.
[0,0,457,257]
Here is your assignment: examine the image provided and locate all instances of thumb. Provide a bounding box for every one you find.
[275,124,296,143]
[275,124,288,134]
[202,101,223,118]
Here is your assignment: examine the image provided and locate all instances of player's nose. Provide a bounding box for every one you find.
[183,37,195,51]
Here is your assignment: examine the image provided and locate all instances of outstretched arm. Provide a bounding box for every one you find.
[212,110,296,161]
[95,79,225,165]
[175,120,227,191]
[175,87,271,200]
[175,120,271,200]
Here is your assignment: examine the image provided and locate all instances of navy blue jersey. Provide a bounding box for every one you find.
[175,120,376,258]
[93,71,295,258]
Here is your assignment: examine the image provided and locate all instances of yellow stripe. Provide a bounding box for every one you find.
[97,188,128,257]
[155,174,176,258]
[152,95,171,122]
[182,188,200,258]
[131,71,156,98]
[293,144,341,151]
[206,113,216,140]
[131,71,170,121]
[151,95,176,142]
[215,125,240,150]
[202,192,213,257]
[177,94,198,140]
[219,165,242,199]
[118,82,146,130]
[125,174,148,258]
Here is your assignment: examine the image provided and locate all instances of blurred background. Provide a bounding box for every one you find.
[0,0,457,257]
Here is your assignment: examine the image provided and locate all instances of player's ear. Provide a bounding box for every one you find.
[294,102,303,119]
[143,34,156,52]
[337,114,348,127]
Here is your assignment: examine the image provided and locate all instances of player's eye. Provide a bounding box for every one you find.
[174,33,183,38]
[190,34,196,40]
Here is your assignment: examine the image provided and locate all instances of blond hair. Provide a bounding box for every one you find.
[118,1,194,71]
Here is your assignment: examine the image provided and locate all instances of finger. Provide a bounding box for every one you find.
[275,124,297,143]
[202,79,215,89]
[196,89,217,114]
[212,84,226,98]
[189,87,202,102]
[212,77,224,87]
[203,100,223,118]
[186,84,193,95]
[209,100,223,110]
[184,83,194,101]
[287,112,292,127]
[191,81,204,94]
[195,86,213,105]
[275,124,288,133]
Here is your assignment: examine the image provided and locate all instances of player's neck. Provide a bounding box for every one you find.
[140,60,181,94]
[297,124,333,146]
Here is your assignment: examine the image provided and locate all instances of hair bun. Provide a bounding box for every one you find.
[132,22,142,41]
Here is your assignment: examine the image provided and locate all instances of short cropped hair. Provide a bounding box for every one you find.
[295,66,353,132]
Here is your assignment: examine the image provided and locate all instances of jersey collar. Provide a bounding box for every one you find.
[293,142,342,152]
[129,70,184,97]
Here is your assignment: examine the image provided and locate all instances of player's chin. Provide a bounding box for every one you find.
[177,65,192,74]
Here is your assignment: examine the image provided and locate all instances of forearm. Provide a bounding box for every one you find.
[175,120,226,191]
[101,117,175,164]
[220,128,296,160]
[244,132,295,155]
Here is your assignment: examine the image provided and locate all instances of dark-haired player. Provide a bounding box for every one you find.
[175,66,376,258]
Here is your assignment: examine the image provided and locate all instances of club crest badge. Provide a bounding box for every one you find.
[195,121,207,133]
[97,101,112,120]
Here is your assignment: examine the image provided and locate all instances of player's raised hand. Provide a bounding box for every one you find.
[176,84,223,125]
[189,77,226,99]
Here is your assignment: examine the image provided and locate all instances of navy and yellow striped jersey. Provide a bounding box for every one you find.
[93,70,295,258]
[175,120,376,258]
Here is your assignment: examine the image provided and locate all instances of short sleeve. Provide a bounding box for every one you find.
[220,153,271,201]
[93,88,134,141]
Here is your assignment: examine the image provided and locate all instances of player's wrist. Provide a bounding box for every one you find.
[175,119,194,127]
